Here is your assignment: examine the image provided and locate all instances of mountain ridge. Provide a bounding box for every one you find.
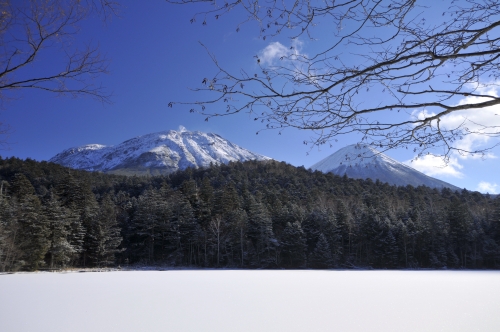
[52,130,461,191]
[49,126,271,175]
[310,144,461,191]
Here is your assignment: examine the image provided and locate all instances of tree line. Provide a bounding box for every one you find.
[0,156,499,271]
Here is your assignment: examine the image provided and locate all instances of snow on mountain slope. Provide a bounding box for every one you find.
[311,144,461,191]
[49,126,271,175]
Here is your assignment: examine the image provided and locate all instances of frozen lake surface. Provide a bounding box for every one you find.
[1,270,499,332]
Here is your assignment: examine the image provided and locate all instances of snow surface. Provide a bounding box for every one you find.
[49,127,271,173]
[1,270,499,332]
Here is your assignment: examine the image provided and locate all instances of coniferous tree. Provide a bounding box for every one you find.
[197,176,214,227]
[321,208,342,266]
[175,192,200,266]
[225,208,248,266]
[1,156,499,270]
[448,198,473,268]
[280,221,307,268]
[302,210,322,255]
[483,198,500,267]
[380,224,399,268]
[132,189,168,263]
[359,208,382,267]
[44,192,79,268]
[155,189,200,265]
[209,215,225,267]
[396,218,417,268]
[0,191,21,271]
[87,195,123,267]
[427,212,449,268]
[181,179,198,208]
[247,194,277,267]
[57,174,100,266]
[309,233,333,269]
[12,174,49,270]
[336,200,353,263]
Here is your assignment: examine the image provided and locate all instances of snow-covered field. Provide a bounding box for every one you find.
[1,270,499,332]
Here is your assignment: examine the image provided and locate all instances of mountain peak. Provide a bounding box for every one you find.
[50,128,271,176]
[311,144,460,190]
[311,143,398,170]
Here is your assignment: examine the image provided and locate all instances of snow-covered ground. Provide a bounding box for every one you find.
[1,270,499,332]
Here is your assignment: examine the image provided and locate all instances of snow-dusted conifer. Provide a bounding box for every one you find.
[87,195,123,267]
[44,192,79,268]
[247,194,277,267]
[280,221,306,268]
[309,233,333,268]
[12,174,49,270]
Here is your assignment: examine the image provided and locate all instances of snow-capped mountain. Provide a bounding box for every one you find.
[310,144,461,191]
[50,126,271,175]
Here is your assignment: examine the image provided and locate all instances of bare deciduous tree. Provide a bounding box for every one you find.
[0,0,118,104]
[168,0,500,160]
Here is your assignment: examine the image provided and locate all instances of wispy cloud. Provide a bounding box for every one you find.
[476,181,499,194]
[408,84,500,183]
[258,39,304,66]
[405,154,464,178]
[259,42,289,66]
[411,84,500,159]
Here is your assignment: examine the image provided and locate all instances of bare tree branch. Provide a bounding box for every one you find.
[168,0,500,161]
[0,0,118,148]
[0,0,115,104]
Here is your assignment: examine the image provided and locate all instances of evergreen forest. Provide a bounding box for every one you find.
[0,156,499,271]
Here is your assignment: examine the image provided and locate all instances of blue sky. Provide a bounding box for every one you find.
[0,0,498,194]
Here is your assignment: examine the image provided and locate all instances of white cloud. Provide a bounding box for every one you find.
[259,42,289,66]
[405,154,464,178]
[411,84,500,160]
[258,39,304,66]
[442,87,500,157]
[476,181,499,194]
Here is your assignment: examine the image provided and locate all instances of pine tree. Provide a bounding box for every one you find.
[321,208,342,266]
[0,191,21,272]
[44,193,79,268]
[10,173,36,200]
[359,208,381,267]
[87,195,123,267]
[247,195,277,267]
[132,189,168,263]
[396,218,417,268]
[302,210,322,254]
[483,198,500,267]
[176,193,200,266]
[336,200,353,261]
[225,208,248,266]
[448,198,473,268]
[181,179,198,207]
[197,176,214,227]
[309,233,333,269]
[12,174,49,270]
[209,215,225,267]
[427,213,448,268]
[57,174,100,266]
[381,226,399,268]
[367,216,400,268]
[280,221,307,268]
